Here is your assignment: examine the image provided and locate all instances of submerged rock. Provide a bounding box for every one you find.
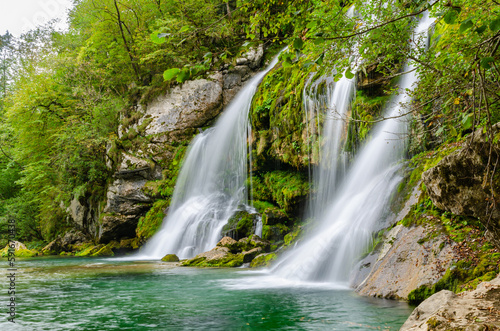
[400,275,500,330]
[161,254,180,262]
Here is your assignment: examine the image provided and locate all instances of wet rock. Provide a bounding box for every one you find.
[423,123,500,248]
[400,275,500,330]
[250,252,277,268]
[216,236,239,253]
[262,207,289,226]
[182,246,244,267]
[161,254,180,262]
[242,247,263,263]
[222,211,260,240]
[42,230,90,254]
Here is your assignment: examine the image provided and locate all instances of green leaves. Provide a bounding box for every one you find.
[163,68,180,81]
[489,18,500,32]
[443,8,460,25]
[461,113,473,130]
[293,38,304,51]
[344,68,354,79]
[480,57,495,70]
[459,19,473,33]
[150,32,168,44]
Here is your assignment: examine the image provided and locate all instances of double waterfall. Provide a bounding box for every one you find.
[141,10,434,286]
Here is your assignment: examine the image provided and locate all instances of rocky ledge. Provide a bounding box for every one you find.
[401,275,500,330]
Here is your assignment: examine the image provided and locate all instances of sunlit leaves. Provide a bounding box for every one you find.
[163,68,180,81]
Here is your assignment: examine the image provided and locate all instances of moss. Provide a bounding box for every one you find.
[250,252,277,268]
[262,223,289,242]
[182,253,244,268]
[161,254,180,262]
[345,90,389,153]
[284,227,302,247]
[136,199,170,241]
[250,200,275,213]
[250,55,323,170]
[91,243,115,257]
[222,211,259,240]
[75,244,104,257]
[252,170,309,214]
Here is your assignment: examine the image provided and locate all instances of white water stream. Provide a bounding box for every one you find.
[224,12,435,289]
[136,54,280,260]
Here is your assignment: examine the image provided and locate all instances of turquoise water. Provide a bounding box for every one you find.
[2,257,413,330]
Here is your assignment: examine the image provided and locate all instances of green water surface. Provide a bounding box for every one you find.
[1,257,413,330]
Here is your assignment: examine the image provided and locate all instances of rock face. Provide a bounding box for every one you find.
[42,230,90,253]
[400,275,500,330]
[85,46,266,244]
[353,224,458,300]
[423,124,500,248]
[141,74,224,136]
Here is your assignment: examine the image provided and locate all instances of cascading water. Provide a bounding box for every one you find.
[137,54,281,260]
[269,12,435,284]
[304,75,354,219]
[223,12,435,290]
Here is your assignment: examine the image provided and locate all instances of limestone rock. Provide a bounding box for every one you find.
[216,236,239,252]
[423,124,500,248]
[42,230,90,254]
[235,44,264,69]
[161,254,180,262]
[141,77,223,136]
[353,224,458,300]
[400,275,500,330]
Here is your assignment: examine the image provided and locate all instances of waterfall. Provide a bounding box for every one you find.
[137,53,281,260]
[266,12,435,285]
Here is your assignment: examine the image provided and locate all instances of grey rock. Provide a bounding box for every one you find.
[423,123,500,248]
[400,275,500,330]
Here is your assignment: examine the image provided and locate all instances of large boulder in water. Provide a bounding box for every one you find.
[422,124,500,248]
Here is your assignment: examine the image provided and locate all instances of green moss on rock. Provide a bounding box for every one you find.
[161,254,180,262]
[250,252,278,268]
[136,199,169,241]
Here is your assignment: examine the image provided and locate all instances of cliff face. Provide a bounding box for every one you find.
[64,46,265,245]
[423,124,500,249]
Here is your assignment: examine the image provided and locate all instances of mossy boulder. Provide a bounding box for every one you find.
[242,247,263,263]
[250,253,278,268]
[262,207,289,225]
[182,246,244,267]
[136,199,170,242]
[262,224,289,242]
[216,236,240,253]
[238,235,271,252]
[221,211,259,240]
[91,244,115,257]
[1,241,38,257]
[161,254,180,262]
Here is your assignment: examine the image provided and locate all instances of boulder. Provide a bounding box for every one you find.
[423,124,500,248]
[42,230,90,254]
[216,236,239,252]
[400,275,500,330]
[353,224,458,300]
[235,44,264,70]
[262,207,289,226]
[140,75,223,136]
[242,247,263,263]
[222,211,260,240]
[161,254,180,262]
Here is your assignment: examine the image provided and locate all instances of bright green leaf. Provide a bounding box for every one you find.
[151,32,167,44]
[179,25,190,33]
[176,68,190,83]
[314,37,325,45]
[315,53,324,65]
[163,68,180,81]
[345,69,354,79]
[462,113,473,130]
